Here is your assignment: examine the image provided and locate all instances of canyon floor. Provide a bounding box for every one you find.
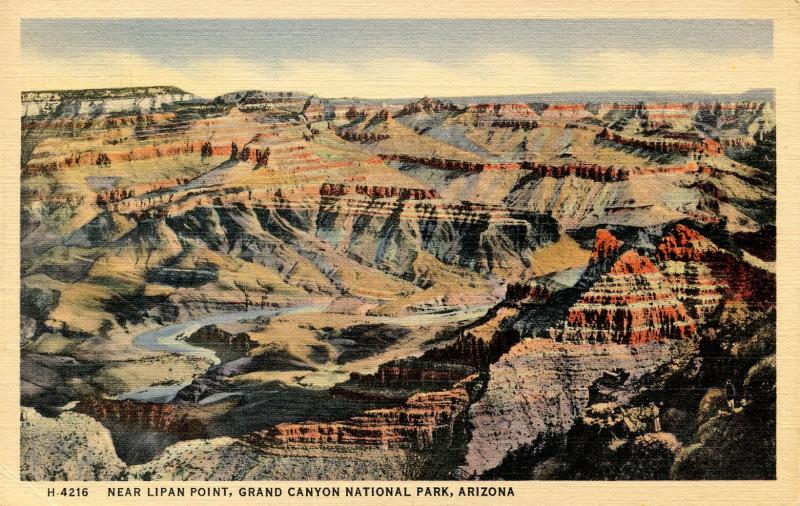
[20,88,776,480]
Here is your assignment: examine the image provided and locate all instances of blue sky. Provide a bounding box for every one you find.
[21,19,774,98]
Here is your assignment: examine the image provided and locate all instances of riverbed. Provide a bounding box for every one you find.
[119,303,489,403]
[119,304,328,402]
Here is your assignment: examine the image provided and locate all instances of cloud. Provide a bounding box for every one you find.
[21,49,774,98]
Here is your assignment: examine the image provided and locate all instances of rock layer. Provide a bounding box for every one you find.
[657,224,775,308]
[551,250,695,344]
[252,374,478,449]
[461,339,687,477]
[75,397,206,437]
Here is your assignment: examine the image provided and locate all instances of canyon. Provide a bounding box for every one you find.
[19,87,776,481]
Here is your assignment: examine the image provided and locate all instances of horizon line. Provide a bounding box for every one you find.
[21,86,776,101]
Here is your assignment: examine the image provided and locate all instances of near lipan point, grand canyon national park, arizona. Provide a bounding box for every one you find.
[19,19,777,482]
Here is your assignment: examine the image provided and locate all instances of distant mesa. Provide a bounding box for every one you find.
[212,90,309,105]
[397,96,458,116]
[21,86,202,118]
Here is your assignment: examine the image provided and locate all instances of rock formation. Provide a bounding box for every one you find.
[252,374,478,449]
[75,398,206,437]
[398,97,456,115]
[21,87,199,118]
[20,407,127,480]
[656,224,775,308]
[336,128,390,143]
[550,250,695,344]
[128,438,412,480]
[590,229,625,264]
[319,183,439,200]
[185,325,258,356]
[505,283,552,303]
[597,128,722,156]
[379,153,709,182]
[461,339,688,477]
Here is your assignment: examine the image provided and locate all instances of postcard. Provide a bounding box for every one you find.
[3,2,799,504]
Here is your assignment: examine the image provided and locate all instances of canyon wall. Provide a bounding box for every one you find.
[253,374,479,449]
[20,407,127,480]
[597,128,722,156]
[550,250,696,345]
[380,153,711,182]
[461,339,689,477]
[657,224,775,308]
[75,398,206,437]
[22,87,199,118]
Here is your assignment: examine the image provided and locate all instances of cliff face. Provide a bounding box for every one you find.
[20,406,415,480]
[124,194,559,301]
[657,224,775,308]
[656,224,719,262]
[341,359,476,395]
[75,398,206,437]
[398,97,455,115]
[252,374,478,449]
[590,229,624,263]
[307,197,558,279]
[320,183,439,200]
[21,87,200,118]
[129,438,414,480]
[577,228,629,287]
[550,250,695,345]
[659,260,726,322]
[461,339,688,477]
[380,153,706,182]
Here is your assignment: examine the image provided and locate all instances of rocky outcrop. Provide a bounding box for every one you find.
[468,103,538,118]
[129,438,413,480]
[550,250,695,345]
[519,161,630,181]
[658,260,726,322]
[381,153,708,181]
[21,353,99,409]
[491,119,539,130]
[398,97,457,115]
[656,224,721,262]
[656,225,775,308]
[24,138,244,176]
[340,359,475,395]
[335,128,390,143]
[530,403,683,480]
[319,183,439,200]
[461,339,688,477]
[253,374,478,449]
[590,229,625,264]
[75,398,206,437]
[505,283,552,303]
[21,87,200,118]
[313,197,559,278]
[597,128,722,156]
[21,406,414,480]
[20,407,127,480]
[185,325,258,356]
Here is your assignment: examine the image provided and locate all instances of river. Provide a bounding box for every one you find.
[120,303,489,403]
[119,304,328,402]
[109,303,489,463]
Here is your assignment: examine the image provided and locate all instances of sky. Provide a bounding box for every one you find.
[21,19,774,98]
